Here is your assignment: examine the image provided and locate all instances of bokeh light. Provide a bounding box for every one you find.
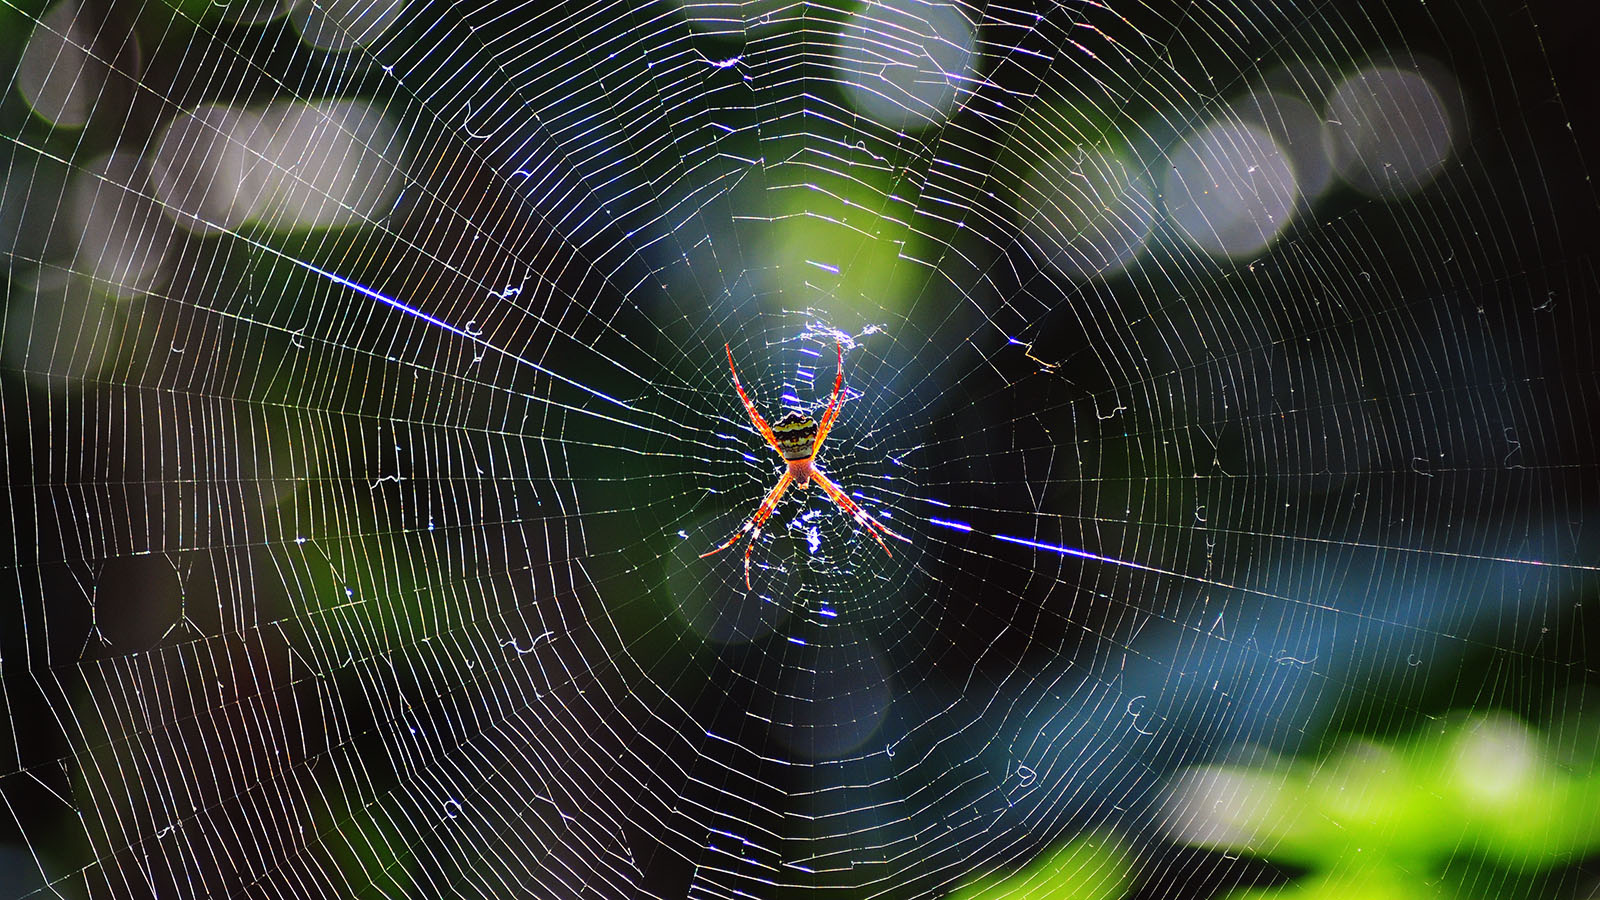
[1235,88,1333,204]
[836,0,979,133]
[147,98,407,235]
[15,0,120,128]
[1018,146,1156,278]
[67,152,176,297]
[149,104,263,235]
[1164,119,1299,258]
[1326,64,1455,198]
[252,99,405,230]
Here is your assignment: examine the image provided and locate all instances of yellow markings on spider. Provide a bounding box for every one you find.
[701,340,910,590]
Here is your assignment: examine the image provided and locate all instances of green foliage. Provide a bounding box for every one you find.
[949,831,1133,900]
[1168,712,1600,900]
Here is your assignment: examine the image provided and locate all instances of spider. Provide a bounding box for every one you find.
[702,340,909,589]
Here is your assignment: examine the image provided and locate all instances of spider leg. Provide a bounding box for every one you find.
[701,470,794,590]
[812,469,910,556]
[811,340,846,457]
[726,344,783,456]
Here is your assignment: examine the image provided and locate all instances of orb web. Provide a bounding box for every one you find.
[1,0,1596,898]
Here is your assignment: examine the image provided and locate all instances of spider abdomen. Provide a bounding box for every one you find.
[772,410,819,461]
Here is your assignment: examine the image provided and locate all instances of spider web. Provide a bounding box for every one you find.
[0,0,1597,898]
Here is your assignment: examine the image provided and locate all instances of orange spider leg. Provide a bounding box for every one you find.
[725,343,782,455]
[700,470,794,590]
[810,340,846,457]
[812,469,911,555]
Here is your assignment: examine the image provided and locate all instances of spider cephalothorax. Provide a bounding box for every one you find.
[702,341,909,589]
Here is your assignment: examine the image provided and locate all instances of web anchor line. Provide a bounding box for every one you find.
[27,158,663,434]
[922,515,1589,612]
